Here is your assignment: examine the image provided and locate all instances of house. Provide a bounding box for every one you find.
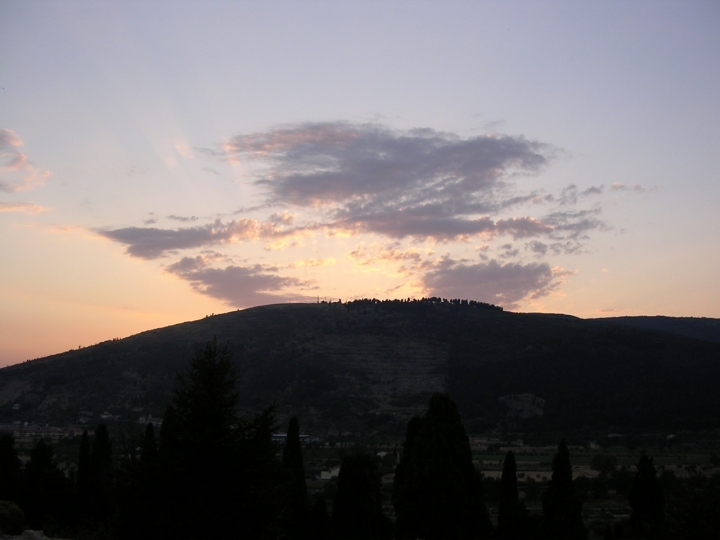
[320,466,341,480]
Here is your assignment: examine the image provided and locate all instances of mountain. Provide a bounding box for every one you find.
[1,300,719,437]
[592,315,720,343]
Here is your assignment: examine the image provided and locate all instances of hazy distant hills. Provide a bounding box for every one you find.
[1,301,719,437]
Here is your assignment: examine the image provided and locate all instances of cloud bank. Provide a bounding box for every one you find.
[96,122,621,309]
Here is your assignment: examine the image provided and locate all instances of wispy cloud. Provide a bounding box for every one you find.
[165,255,312,307]
[0,129,51,193]
[0,202,47,214]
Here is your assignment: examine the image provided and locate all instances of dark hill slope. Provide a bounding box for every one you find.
[592,315,720,343]
[0,302,719,436]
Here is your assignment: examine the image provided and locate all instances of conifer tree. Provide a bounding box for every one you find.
[160,337,250,539]
[140,422,158,466]
[0,434,22,504]
[629,453,664,539]
[393,393,493,539]
[332,453,391,540]
[498,450,527,539]
[76,429,91,520]
[282,416,309,539]
[89,423,113,524]
[23,439,72,531]
[542,440,586,539]
[308,494,332,540]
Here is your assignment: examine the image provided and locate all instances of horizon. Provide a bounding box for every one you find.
[2,1,720,366]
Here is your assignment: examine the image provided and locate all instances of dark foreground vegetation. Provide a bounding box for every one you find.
[0,338,718,539]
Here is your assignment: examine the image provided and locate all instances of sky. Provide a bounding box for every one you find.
[1,1,719,366]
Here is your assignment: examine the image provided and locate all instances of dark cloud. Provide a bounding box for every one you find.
[166,256,311,307]
[167,215,199,222]
[422,258,564,309]
[97,219,262,259]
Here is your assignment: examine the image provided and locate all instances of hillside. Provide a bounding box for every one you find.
[1,301,719,438]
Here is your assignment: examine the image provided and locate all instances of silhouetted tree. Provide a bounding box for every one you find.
[282,416,309,539]
[498,450,527,539]
[89,423,113,525]
[542,440,586,539]
[158,337,246,539]
[393,393,493,539]
[308,494,332,540]
[0,434,22,504]
[23,439,72,532]
[629,453,664,539]
[140,422,158,466]
[114,424,163,539]
[332,453,391,539]
[76,429,91,522]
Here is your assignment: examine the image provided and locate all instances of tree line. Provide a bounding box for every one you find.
[0,338,711,538]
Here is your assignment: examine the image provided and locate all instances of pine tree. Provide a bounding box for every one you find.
[542,440,586,539]
[498,450,527,539]
[159,337,251,539]
[393,393,493,539]
[629,453,664,539]
[282,416,309,539]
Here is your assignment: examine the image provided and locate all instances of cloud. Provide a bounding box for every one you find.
[219,122,563,240]
[167,215,199,222]
[611,182,656,193]
[422,258,569,309]
[0,129,51,193]
[0,202,47,213]
[97,219,262,259]
[96,218,309,259]
[166,255,312,307]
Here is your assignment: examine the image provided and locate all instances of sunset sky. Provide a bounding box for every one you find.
[1,1,719,366]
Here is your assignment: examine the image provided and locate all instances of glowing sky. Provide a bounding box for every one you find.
[1,1,719,366]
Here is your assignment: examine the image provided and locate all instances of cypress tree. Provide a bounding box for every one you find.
[393,393,492,539]
[308,494,332,540]
[89,423,113,525]
[542,440,586,539]
[498,450,527,539]
[76,429,91,520]
[282,416,309,539]
[23,439,72,531]
[332,453,391,540]
[629,453,664,539]
[0,434,22,504]
[140,422,158,466]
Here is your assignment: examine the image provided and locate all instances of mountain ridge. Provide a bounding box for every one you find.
[1,302,719,437]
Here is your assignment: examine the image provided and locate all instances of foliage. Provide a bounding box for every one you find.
[393,393,493,540]
[541,440,586,539]
[0,434,22,504]
[281,416,309,539]
[0,500,24,534]
[498,451,528,539]
[629,453,664,539]
[332,453,392,540]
